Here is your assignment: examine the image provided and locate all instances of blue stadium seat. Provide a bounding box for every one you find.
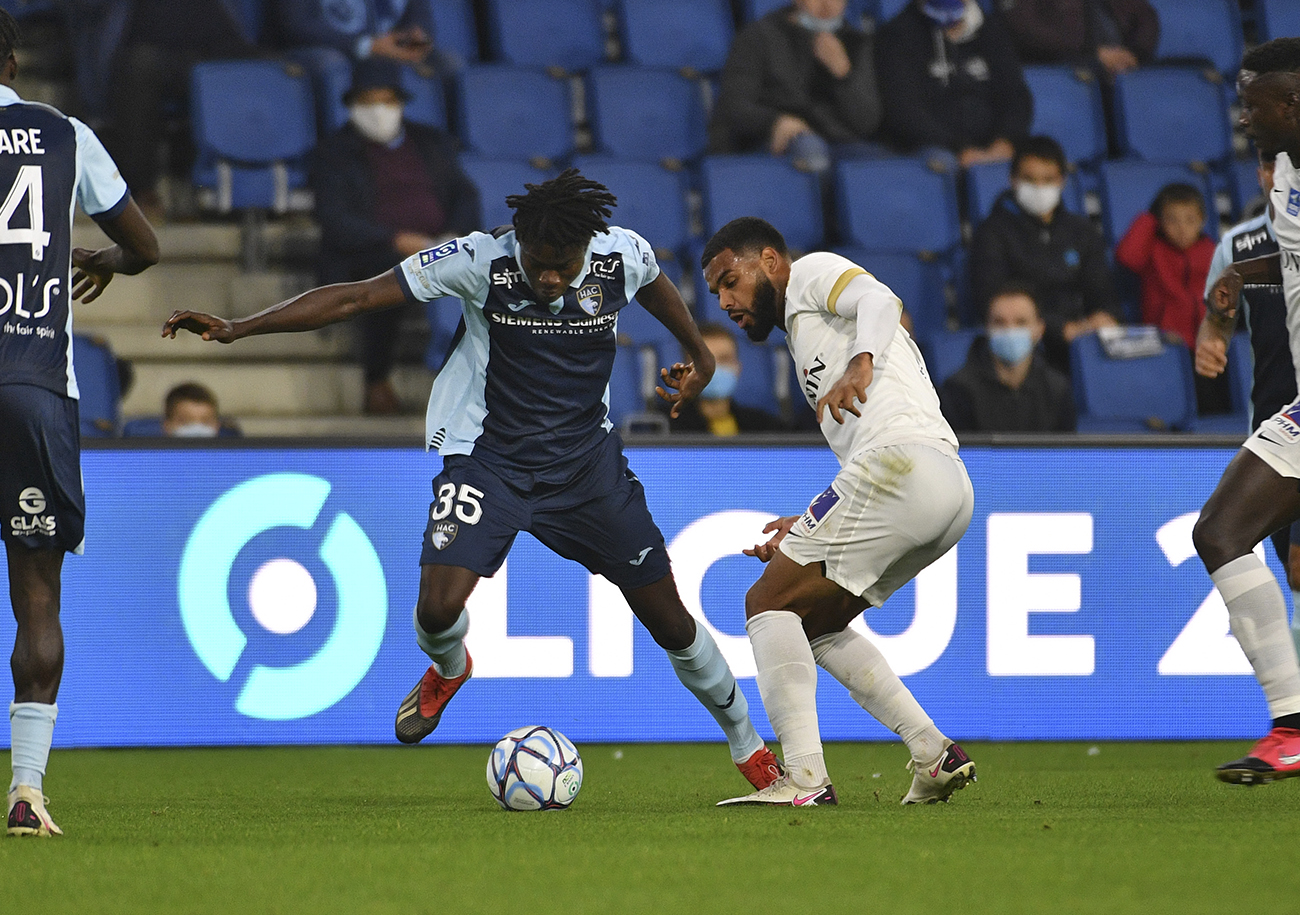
[1259,0,1300,42]
[458,157,558,230]
[457,66,573,163]
[1112,68,1233,169]
[424,298,464,373]
[924,328,981,387]
[1147,0,1243,77]
[964,160,1085,225]
[487,0,606,71]
[1197,332,1253,434]
[430,0,479,69]
[833,247,948,344]
[876,0,909,21]
[1097,161,1215,246]
[617,0,733,73]
[230,0,265,42]
[1022,66,1109,167]
[607,343,650,427]
[700,155,824,253]
[835,158,961,256]
[122,417,165,437]
[733,339,781,416]
[1231,157,1265,219]
[0,0,54,18]
[614,304,681,367]
[1069,332,1198,432]
[191,60,316,213]
[72,334,120,438]
[569,156,691,260]
[587,67,708,165]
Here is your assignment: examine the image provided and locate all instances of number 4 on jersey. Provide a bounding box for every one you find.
[0,164,50,260]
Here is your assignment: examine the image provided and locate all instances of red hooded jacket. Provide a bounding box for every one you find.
[1115,211,1215,349]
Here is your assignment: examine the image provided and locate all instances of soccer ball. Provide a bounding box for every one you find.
[486,725,583,811]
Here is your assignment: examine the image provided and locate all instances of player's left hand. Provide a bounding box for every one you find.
[817,353,873,424]
[71,246,115,303]
[655,360,710,418]
[744,516,798,562]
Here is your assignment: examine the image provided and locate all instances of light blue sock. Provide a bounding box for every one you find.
[10,702,57,792]
[666,626,764,763]
[414,607,468,678]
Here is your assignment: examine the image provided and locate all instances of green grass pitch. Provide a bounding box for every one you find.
[2,741,1295,914]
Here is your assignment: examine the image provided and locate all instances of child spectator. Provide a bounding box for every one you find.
[1115,183,1227,412]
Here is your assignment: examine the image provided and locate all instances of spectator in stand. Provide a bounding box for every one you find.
[666,324,786,435]
[875,0,1032,168]
[311,58,480,415]
[709,0,882,173]
[969,135,1117,371]
[1115,182,1228,413]
[999,0,1158,81]
[940,283,1077,432]
[162,383,240,438]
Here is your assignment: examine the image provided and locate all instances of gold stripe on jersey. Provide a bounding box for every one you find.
[826,267,868,315]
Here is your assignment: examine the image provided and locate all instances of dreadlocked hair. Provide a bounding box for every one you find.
[0,9,19,62]
[506,168,617,249]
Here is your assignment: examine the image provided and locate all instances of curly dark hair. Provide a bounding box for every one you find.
[506,168,617,249]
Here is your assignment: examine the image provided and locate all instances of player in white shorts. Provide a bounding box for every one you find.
[1196,37,1300,785]
[678,217,976,806]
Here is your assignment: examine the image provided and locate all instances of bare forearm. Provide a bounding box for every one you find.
[1235,253,1282,286]
[234,281,388,339]
[637,273,715,375]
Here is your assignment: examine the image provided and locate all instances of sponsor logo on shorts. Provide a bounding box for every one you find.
[1290,189,1300,218]
[18,487,45,513]
[418,239,459,267]
[794,484,840,536]
[430,520,459,550]
[9,486,55,538]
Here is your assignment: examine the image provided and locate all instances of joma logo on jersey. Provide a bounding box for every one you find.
[577,284,603,315]
[803,356,827,404]
[418,240,459,266]
[492,266,524,287]
[589,255,619,280]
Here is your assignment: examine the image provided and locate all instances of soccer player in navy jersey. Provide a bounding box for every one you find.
[164,170,783,793]
[0,9,159,836]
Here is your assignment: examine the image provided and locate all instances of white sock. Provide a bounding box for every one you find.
[811,627,945,764]
[1213,555,1300,719]
[666,626,764,763]
[414,607,468,678]
[747,610,827,788]
[9,702,57,792]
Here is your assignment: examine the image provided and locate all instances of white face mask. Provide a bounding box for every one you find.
[1014,181,1063,218]
[796,11,845,32]
[349,102,403,145]
[171,422,219,438]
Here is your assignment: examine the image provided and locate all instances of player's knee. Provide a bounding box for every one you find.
[1286,546,1300,592]
[415,591,467,634]
[1191,512,1240,573]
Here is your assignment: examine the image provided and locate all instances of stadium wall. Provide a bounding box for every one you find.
[0,435,1281,748]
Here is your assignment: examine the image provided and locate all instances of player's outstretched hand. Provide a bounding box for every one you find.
[744,516,798,562]
[817,353,874,424]
[71,247,115,303]
[1207,266,1243,322]
[655,361,707,419]
[162,310,237,344]
[1194,317,1229,378]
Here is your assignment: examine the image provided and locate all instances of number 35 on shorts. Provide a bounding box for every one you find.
[430,483,485,525]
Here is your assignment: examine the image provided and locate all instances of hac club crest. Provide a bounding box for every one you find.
[577,284,603,316]
[430,521,459,550]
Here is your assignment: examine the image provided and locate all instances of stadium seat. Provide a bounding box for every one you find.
[1097,161,1216,246]
[1196,332,1253,434]
[1146,0,1243,77]
[430,0,479,69]
[1112,68,1233,169]
[1069,332,1198,432]
[458,157,558,231]
[1022,66,1109,168]
[733,339,782,416]
[834,247,948,344]
[964,160,1086,225]
[586,67,708,165]
[190,60,316,213]
[1259,0,1300,42]
[876,0,909,21]
[615,303,681,368]
[486,0,606,71]
[424,298,465,373]
[835,158,961,256]
[700,155,824,253]
[1231,157,1264,219]
[569,156,691,260]
[72,334,121,438]
[0,0,54,18]
[607,342,652,428]
[457,66,573,164]
[230,0,265,42]
[923,328,981,387]
[617,0,734,73]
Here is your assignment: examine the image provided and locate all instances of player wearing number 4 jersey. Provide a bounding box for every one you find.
[1197,37,1300,785]
[693,218,975,807]
[164,169,781,793]
[0,9,159,838]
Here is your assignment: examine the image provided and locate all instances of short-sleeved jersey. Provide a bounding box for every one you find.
[0,84,129,399]
[1268,152,1300,394]
[784,251,958,465]
[1205,212,1294,428]
[396,225,660,484]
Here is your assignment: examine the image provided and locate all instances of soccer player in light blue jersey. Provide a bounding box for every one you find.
[164,170,783,794]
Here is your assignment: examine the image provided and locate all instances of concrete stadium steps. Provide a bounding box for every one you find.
[76,321,352,362]
[70,264,317,324]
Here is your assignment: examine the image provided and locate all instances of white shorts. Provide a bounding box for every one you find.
[779,442,974,606]
[1244,397,1300,479]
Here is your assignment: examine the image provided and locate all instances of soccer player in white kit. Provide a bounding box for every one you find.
[683,218,976,805]
[1196,37,1300,784]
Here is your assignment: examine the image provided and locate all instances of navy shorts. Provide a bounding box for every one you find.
[0,384,85,553]
[421,434,671,590]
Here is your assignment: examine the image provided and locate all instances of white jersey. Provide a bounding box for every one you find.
[783,251,958,464]
[1270,152,1300,394]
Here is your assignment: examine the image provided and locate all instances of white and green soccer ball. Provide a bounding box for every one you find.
[486,725,583,811]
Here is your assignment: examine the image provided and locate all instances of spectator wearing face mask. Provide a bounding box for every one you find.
[939,284,1076,432]
[162,383,240,438]
[969,135,1118,371]
[665,324,787,435]
[309,58,480,415]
